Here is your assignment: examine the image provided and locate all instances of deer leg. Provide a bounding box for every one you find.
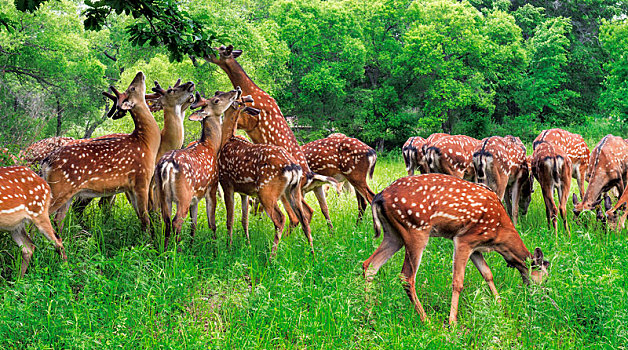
[160,191,173,247]
[470,252,499,300]
[31,213,66,262]
[281,195,300,233]
[263,201,285,258]
[363,231,404,280]
[134,187,152,235]
[10,227,35,278]
[558,177,571,237]
[223,185,236,246]
[189,201,198,243]
[171,193,191,249]
[356,191,368,222]
[541,182,557,236]
[241,194,250,244]
[205,184,217,238]
[400,231,430,322]
[313,186,333,229]
[54,199,73,232]
[449,244,472,325]
[510,178,522,226]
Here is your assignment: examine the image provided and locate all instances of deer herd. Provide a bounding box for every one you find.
[0,45,625,325]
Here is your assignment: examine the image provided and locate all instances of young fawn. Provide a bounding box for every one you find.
[363,173,549,325]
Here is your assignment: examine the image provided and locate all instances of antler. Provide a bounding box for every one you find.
[173,78,181,88]
[103,90,118,118]
[152,81,167,95]
[191,91,205,110]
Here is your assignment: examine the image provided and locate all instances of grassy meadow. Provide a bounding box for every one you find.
[0,154,627,349]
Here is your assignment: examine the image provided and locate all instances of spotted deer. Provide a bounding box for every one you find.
[402,136,426,175]
[425,135,481,180]
[416,133,448,174]
[0,166,67,276]
[207,45,338,229]
[573,135,628,218]
[534,129,590,200]
[363,173,549,325]
[531,141,572,237]
[473,136,532,225]
[155,89,241,248]
[218,97,313,256]
[301,133,377,224]
[41,72,161,232]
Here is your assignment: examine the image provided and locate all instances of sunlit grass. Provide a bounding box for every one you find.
[0,154,627,349]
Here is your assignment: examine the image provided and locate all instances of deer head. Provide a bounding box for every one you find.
[147,79,196,112]
[103,71,152,119]
[188,87,242,122]
[530,248,550,284]
[207,44,243,64]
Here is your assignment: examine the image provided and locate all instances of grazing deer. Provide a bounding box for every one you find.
[573,135,628,218]
[155,89,241,248]
[534,129,590,200]
[41,72,161,233]
[531,141,572,237]
[207,45,338,229]
[301,133,376,224]
[218,97,313,256]
[0,166,67,276]
[425,135,480,180]
[402,136,426,175]
[473,136,533,225]
[363,173,549,325]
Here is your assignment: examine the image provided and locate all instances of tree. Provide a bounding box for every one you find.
[599,19,628,121]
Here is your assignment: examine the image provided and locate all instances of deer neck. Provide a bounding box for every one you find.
[217,59,260,95]
[131,102,161,154]
[158,104,185,159]
[199,116,222,155]
[220,109,240,150]
[495,226,533,284]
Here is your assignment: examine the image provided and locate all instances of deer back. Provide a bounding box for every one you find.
[158,142,218,199]
[534,128,589,167]
[219,137,298,195]
[474,136,527,183]
[302,133,376,177]
[426,135,480,178]
[531,141,572,184]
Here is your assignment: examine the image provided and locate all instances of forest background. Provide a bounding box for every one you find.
[1,0,628,151]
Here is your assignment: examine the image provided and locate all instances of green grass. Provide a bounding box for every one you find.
[1,154,627,349]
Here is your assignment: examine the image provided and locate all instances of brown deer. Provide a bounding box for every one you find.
[218,98,313,256]
[573,135,628,217]
[20,137,77,168]
[531,141,572,237]
[155,88,241,248]
[302,133,376,224]
[0,166,67,276]
[473,136,533,225]
[402,136,426,175]
[534,129,590,200]
[41,72,161,232]
[206,45,338,230]
[363,173,549,325]
[424,135,480,180]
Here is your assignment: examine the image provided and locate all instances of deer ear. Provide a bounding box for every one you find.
[244,106,260,116]
[572,193,579,206]
[532,247,544,265]
[232,50,243,59]
[605,194,612,211]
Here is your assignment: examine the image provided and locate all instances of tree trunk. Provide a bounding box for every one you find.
[55,96,62,136]
[83,109,109,138]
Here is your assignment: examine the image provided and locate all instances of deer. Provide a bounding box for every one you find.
[534,129,590,200]
[362,173,549,325]
[41,71,162,233]
[531,141,572,237]
[0,166,67,276]
[573,135,628,219]
[155,88,241,248]
[217,97,314,256]
[402,136,426,175]
[424,134,481,181]
[301,133,377,224]
[20,137,77,168]
[473,136,533,225]
[206,44,338,230]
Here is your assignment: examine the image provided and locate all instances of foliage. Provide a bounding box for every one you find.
[600,19,628,121]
